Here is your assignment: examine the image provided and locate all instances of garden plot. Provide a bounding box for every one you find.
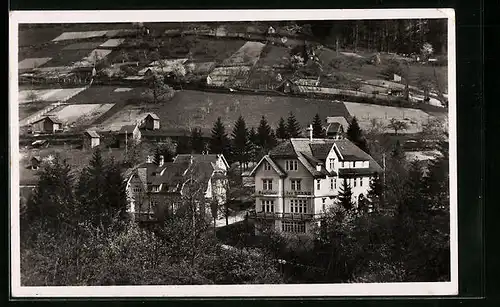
[18,87,87,104]
[93,107,147,132]
[99,38,126,48]
[73,49,113,67]
[51,103,115,127]
[186,61,216,75]
[52,30,110,42]
[207,66,251,87]
[18,57,52,70]
[343,101,434,134]
[138,58,189,75]
[62,41,106,51]
[221,41,266,67]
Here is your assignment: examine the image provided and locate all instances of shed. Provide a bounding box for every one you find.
[140,113,160,130]
[31,116,62,133]
[83,130,101,149]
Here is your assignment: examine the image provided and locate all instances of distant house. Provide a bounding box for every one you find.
[140,113,160,130]
[215,25,228,37]
[116,124,142,148]
[267,25,276,35]
[325,116,350,132]
[325,122,345,139]
[276,77,320,94]
[393,74,402,82]
[125,154,230,222]
[30,156,42,170]
[83,130,100,149]
[31,116,62,134]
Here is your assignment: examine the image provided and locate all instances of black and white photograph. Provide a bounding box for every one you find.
[9,9,457,297]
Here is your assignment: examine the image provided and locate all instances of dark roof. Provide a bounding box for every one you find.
[85,130,100,138]
[309,142,334,160]
[249,155,286,177]
[144,113,160,120]
[118,125,138,134]
[33,115,61,124]
[325,123,342,135]
[334,139,373,161]
[269,140,295,157]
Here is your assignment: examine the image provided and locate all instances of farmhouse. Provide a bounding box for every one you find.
[139,113,160,130]
[249,128,382,235]
[125,153,230,222]
[83,130,100,149]
[31,116,63,134]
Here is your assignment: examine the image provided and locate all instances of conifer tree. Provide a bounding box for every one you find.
[26,154,75,229]
[231,116,250,168]
[257,116,276,151]
[190,128,205,154]
[176,135,191,154]
[367,173,384,211]
[422,139,449,211]
[276,117,288,140]
[209,117,230,158]
[247,127,259,162]
[347,116,370,153]
[312,113,325,138]
[338,178,354,211]
[286,112,302,138]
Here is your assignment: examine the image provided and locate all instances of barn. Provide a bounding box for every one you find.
[31,116,62,133]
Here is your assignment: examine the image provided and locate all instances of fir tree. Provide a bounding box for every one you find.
[26,154,75,229]
[312,113,325,138]
[276,117,288,140]
[286,112,302,138]
[422,139,449,212]
[367,173,384,211]
[231,116,250,168]
[347,116,370,153]
[176,135,191,154]
[209,117,230,157]
[338,178,354,211]
[247,127,259,162]
[391,140,405,160]
[190,128,205,154]
[257,116,276,151]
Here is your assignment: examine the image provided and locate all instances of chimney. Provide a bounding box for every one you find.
[146,155,153,163]
[307,124,313,141]
[159,155,164,167]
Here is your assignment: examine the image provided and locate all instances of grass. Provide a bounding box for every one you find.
[65,86,146,104]
[51,103,115,127]
[19,102,53,120]
[126,90,352,135]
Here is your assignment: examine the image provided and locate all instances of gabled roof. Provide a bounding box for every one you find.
[33,115,61,124]
[84,130,100,138]
[174,154,229,169]
[326,116,349,131]
[249,155,286,177]
[269,140,296,157]
[334,139,373,161]
[118,124,138,134]
[325,123,343,135]
[143,113,160,120]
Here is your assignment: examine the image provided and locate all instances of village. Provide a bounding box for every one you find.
[18,20,451,285]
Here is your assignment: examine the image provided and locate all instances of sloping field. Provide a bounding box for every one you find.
[65,86,146,104]
[99,38,126,48]
[188,38,246,62]
[19,87,87,104]
[208,66,251,87]
[43,49,94,67]
[138,58,188,75]
[221,41,266,66]
[138,90,351,135]
[18,57,52,70]
[93,108,147,131]
[73,49,113,67]
[343,101,436,134]
[50,103,115,127]
[52,30,110,41]
[19,102,54,120]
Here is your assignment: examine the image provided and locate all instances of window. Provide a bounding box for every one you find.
[262,179,273,191]
[354,178,357,187]
[353,161,357,168]
[149,197,158,210]
[329,158,335,170]
[261,200,275,212]
[291,179,302,191]
[133,186,142,193]
[290,199,307,213]
[322,198,326,212]
[360,177,363,186]
[282,221,306,233]
[330,178,334,190]
[334,177,337,189]
[341,162,345,168]
[285,160,298,171]
[264,161,271,171]
[316,179,321,190]
[152,185,160,192]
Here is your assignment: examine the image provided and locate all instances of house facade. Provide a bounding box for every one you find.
[125,154,230,222]
[83,130,100,149]
[31,116,62,133]
[249,134,382,235]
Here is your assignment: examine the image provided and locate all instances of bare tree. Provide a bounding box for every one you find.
[387,118,409,135]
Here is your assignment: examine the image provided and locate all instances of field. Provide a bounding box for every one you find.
[19,102,54,120]
[19,87,87,104]
[50,103,115,127]
[221,41,266,67]
[64,86,146,104]
[343,101,435,134]
[92,108,148,131]
[18,57,53,70]
[134,90,351,135]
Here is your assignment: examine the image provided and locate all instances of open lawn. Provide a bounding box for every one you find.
[19,87,87,104]
[19,102,54,120]
[343,101,437,134]
[126,90,351,135]
[50,103,115,127]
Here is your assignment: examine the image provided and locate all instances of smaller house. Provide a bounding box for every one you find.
[31,116,62,134]
[83,130,100,149]
[326,116,350,132]
[30,156,42,170]
[325,123,345,139]
[116,124,142,148]
[140,113,160,130]
[393,74,402,82]
[267,26,276,35]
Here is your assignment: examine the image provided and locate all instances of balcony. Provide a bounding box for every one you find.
[254,190,279,197]
[284,190,313,197]
[250,211,315,221]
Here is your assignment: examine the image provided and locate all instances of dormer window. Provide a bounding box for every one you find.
[329,158,335,170]
[151,185,160,192]
[285,160,298,171]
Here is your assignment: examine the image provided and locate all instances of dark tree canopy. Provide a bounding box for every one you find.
[286,112,302,138]
[209,117,231,158]
[257,116,277,151]
[276,117,289,140]
[347,117,369,153]
[312,113,325,138]
[231,116,250,164]
[189,128,205,154]
[338,178,354,211]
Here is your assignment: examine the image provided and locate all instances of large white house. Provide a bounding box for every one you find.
[249,131,382,235]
